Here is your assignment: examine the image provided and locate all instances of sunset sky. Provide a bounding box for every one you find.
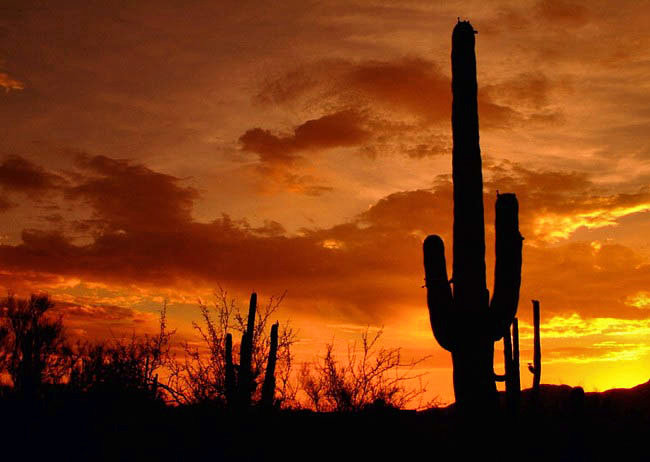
[1,0,649,404]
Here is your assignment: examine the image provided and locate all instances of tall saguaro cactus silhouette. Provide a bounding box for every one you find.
[423,20,523,412]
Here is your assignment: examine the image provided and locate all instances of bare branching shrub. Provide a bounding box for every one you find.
[299,327,431,412]
[167,287,296,407]
[69,304,174,401]
[0,294,70,395]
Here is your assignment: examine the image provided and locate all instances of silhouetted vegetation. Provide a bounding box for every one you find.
[298,327,433,412]
[0,294,69,397]
[164,288,296,408]
[422,19,523,415]
[67,304,173,401]
[0,20,647,462]
[528,299,542,392]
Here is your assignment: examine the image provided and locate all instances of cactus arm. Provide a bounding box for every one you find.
[512,317,521,396]
[423,235,456,352]
[489,193,523,341]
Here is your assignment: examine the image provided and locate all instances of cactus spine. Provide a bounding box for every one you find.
[423,19,523,413]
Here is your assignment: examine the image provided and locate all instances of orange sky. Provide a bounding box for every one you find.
[1,0,649,404]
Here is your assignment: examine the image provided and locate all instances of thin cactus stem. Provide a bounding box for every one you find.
[531,300,541,391]
[225,332,236,407]
[261,321,279,409]
[238,292,257,409]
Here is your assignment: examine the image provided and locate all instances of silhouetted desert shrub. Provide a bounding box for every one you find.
[68,305,173,401]
[0,294,69,396]
[166,288,296,407]
[299,328,432,412]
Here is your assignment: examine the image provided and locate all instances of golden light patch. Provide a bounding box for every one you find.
[533,203,650,241]
[0,72,24,92]
[518,313,650,339]
[625,291,650,309]
[321,239,344,249]
[543,342,650,365]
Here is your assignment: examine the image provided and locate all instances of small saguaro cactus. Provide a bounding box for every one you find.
[423,19,523,413]
[223,292,282,411]
[224,333,237,406]
[237,292,258,408]
[528,300,541,392]
[261,321,279,408]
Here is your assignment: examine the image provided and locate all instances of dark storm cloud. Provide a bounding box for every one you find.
[0,155,66,193]
[65,154,199,232]
[239,110,371,163]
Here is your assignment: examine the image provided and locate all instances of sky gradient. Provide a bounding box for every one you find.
[1,0,650,403]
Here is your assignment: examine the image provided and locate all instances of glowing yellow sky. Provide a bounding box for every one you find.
[1,0,649,404]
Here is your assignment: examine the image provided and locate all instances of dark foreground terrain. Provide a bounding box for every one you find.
[1,381,649,462]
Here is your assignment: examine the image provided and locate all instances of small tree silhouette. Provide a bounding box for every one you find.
[0,294,69,397]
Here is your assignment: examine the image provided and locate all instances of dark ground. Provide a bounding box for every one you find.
[1,381,649,461]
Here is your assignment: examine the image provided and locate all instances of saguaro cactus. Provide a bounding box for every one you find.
[423,19,523,413]
[223,292,281,411]
[261,321,279,408]
[528,300,541,391]
[238,292,257,408]
[224,333,237,407]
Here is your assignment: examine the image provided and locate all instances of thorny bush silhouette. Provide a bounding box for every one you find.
[299,327,436,412]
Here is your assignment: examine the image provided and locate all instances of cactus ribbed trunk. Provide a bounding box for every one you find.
[261,321,279,409]
[450,19,495,412]
[423,20,523,415]
[451,18,487,315]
